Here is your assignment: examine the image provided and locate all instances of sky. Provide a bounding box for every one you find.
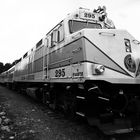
[0,0,140,64]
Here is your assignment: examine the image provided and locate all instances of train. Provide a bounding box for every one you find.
[1,6,140,134]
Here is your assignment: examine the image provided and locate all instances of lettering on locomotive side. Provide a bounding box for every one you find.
[72,69,83,77]
[55,68,65,77]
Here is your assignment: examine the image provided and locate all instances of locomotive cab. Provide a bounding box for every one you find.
[67,6,115,34]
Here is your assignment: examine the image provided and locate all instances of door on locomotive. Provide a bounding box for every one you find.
[45,22,65,78]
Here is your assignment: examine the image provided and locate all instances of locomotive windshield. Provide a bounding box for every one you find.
[69,20,102,33]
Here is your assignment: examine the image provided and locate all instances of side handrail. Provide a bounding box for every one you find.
[99,32,115,37]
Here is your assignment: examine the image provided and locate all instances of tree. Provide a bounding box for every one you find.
[0,62,4,74]
[12,59,20,66]
[0,60,17,74]
[4,63,12,71]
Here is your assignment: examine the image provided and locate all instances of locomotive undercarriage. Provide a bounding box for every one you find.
[12,81,140,134]
[44,81,140,134]
[84,81,140,134]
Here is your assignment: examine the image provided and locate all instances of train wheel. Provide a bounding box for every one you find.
[61,91,69,116]
[63,86,77,119]
[42,90,50,105]
[48,86,59,110]
[11,83,16,91]
[35,88,43,101]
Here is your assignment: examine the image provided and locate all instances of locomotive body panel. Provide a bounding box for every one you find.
[84,62,140,84]
[82,29,140,83]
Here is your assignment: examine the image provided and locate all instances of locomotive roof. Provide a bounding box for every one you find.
[66,6,107,22]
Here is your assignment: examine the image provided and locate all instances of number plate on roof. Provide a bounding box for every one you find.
[80,12,96,20]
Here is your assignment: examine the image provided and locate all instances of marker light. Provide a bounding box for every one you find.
[92,64,105,75]
[124,39,131,52]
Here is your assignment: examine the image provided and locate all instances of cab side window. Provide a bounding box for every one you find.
[50,23,64,47]
[51,30,57,47]
[58,24,64,43]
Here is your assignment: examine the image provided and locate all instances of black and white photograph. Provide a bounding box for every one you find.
[0,0,140,139]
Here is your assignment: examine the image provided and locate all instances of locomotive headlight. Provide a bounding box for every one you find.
[92,64,105,75]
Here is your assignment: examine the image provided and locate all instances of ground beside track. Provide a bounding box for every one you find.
[0,85,140,140]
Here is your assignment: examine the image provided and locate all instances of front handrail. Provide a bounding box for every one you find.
[132,39,140,45]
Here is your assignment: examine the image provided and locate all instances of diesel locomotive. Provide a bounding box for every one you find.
[1,6,140,134]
